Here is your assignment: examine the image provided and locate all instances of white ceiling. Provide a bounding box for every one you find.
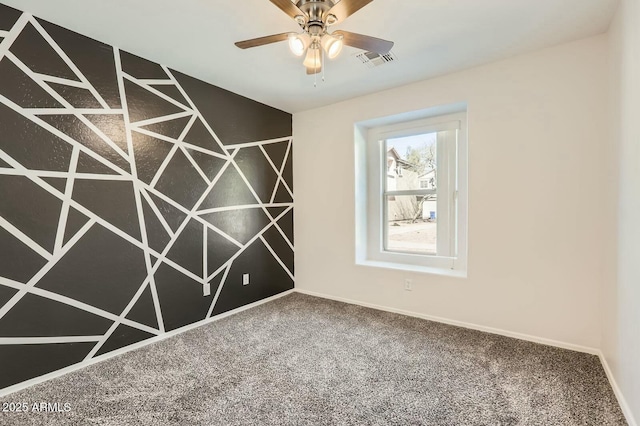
[3,0,619,113]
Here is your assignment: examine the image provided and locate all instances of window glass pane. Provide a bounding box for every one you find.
[386,195,437,255]
[385,133,437,192]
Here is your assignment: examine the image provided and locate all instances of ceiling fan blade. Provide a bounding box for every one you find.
[270,0,306,20]
[235,33,291,49]
[333,30,394,54]
[326,0,373,23]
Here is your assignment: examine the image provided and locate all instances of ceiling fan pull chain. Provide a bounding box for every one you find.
[322,48,326,82]
[314,48,318,87]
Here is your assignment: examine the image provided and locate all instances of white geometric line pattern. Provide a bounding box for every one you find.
[0,5,293,392]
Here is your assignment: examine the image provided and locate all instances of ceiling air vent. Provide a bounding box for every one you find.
[356,51,397,68]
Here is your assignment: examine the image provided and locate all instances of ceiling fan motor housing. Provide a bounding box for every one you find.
[296,0,337,27]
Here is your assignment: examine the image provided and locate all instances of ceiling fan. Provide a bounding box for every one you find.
[235,0,394,75]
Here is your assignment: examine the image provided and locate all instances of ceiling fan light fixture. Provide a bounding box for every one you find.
[288,33,309,57]
[321,33,344,59]
[303,47,322,70]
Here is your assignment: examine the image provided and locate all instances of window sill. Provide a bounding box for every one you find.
[356,259,467,278]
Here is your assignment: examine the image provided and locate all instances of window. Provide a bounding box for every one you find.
[355,108,468,275]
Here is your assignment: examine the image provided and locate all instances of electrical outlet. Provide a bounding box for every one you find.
[242,273,250,286]
[203,283,211,296]
[404,279,412,291]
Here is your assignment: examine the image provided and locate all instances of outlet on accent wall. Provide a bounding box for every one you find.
[243,274,250,285]
[404,279,412,291]
[203,283,211,296]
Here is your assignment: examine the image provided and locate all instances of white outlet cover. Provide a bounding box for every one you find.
[405,279,412,291]
[203,283,211,296]
[242,274,250,285]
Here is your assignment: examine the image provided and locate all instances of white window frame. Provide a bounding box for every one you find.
[355,110,468,276]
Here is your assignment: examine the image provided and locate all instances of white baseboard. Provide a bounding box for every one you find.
[0,289,294,398]
[294,289,599,354]
[598,351,638,426]
[295,288,639,425]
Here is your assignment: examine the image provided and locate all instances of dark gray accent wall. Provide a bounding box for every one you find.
[0,3,294,392]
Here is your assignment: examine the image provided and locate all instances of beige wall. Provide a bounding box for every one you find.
[604,0,640,423]
[293,35,610,349]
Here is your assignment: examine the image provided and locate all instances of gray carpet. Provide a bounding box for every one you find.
[0,293,627,425]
